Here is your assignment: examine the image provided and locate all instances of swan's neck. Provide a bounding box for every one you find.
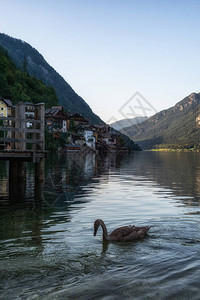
[100,221,109,241]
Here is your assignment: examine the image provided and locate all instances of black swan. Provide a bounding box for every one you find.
[94,219,151,242]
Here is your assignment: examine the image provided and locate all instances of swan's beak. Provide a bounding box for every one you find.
[94,227,98,236]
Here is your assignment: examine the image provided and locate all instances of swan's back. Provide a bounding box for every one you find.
[109,225,151,242]
[109,225,135,239]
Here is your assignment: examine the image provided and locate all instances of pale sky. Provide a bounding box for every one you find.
[1,0,200,122]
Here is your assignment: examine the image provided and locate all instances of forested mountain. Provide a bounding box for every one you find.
[0,46,58,107]
[110,116,148,131]
[122,93,200,149]
[0,33,103,124]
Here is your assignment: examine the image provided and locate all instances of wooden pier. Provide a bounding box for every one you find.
[0,102,47,199]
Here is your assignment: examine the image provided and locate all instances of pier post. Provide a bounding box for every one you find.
[9,160,18,188]
[17,161,27,181]
[35,158,45,200]
[34,103,45,200]
[9,160,26,201]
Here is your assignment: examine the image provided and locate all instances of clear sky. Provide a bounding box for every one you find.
[1,0,200,122]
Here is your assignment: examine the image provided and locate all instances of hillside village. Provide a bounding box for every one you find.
[0,98,131,154]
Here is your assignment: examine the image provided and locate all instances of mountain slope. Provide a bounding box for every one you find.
[122,93,200,149]
[0,45,58,107]
[110,116,148,131]
[0,33,103,124]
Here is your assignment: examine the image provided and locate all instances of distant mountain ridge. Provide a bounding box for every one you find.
[110,116,148,131]
[0,33,103,124]
[122,92,200,149]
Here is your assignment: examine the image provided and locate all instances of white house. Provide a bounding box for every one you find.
[102,133,117,145]
[84,130,95,149]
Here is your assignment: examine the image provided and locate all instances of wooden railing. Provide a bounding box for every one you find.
[0,102,45,151]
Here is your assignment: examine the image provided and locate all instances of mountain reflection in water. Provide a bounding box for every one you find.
[0,151,200,300]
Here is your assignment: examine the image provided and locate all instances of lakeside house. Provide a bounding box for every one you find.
[69,113,89,126]
[0,99,128,153]
[0,98,13,117]
[45,106,69,132]
[0,98,13,149]
[92,124,121,152]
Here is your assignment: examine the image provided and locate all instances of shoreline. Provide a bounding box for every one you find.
[147,148,200,152]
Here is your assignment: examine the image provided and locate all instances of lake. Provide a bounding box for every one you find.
[0,151,200,300]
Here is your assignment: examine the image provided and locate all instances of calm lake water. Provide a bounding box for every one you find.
[0,151,200,300]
